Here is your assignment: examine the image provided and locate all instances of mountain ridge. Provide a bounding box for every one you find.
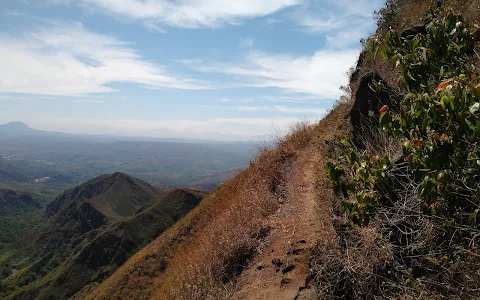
[0,173,206,299]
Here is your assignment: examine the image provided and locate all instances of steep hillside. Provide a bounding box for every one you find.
[0,158,30,184]
[0,173,157,298]
[84,108,348,300]
[46,172,158,220]
[30,173,158,257]
[1,173,205,299]
[0,189,42,247]
[38,189,205,300]
[0,189,40,217]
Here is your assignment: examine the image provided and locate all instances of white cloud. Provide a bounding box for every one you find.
[194,50,358,98]
[65,0,301,29]
[293,0,383,49]
[72,99,105,104]
[4,10,25,16]
[299,15,347,33]
[265,17,284,25]
[0,22,209,96]
[144,20,166,33]
[218,97,255,103]
[237,106,262,111]
[274,105,327,115]
[213,117,296,127]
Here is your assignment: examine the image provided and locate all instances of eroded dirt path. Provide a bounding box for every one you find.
[231,140,336,300]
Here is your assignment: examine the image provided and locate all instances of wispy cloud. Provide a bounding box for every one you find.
[218,95,321,104]
[203,104,327,115]
[274,105,327,115]
[219,97,256,103]
[4,10,25,16]
[72,99,105,104]
[60,0,302,29]
[238,105,263,111]
[293,0,383,49]
[213,117,296,127]
[191,50,358,98]
[0,21,209,96]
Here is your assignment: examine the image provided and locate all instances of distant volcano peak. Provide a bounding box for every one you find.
[3,121,30,129]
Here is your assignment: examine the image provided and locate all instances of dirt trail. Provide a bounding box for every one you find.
[231,140,336,300]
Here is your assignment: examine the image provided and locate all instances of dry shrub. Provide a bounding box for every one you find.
[312,224,393,299]
[352,115,402,160]
[376,170,480,299]
[315,139,480,299]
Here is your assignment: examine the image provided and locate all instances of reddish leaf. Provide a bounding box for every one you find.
[396,77,402,86]
[435,79,453,91]
[379,105,388,113]
[440,134,448,142]
[414,140,423,147]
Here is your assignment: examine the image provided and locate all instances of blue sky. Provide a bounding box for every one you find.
[0,0,384,141]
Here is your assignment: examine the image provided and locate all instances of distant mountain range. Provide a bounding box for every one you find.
[0,122,260,188]
[0,122,65,139]
[0,122,268,143]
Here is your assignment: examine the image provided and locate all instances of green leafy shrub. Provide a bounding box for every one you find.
[326,139,392,226]
[327,12,480,227]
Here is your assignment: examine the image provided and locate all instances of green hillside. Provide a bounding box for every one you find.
[0,190,42,248]
[0,173,205,299]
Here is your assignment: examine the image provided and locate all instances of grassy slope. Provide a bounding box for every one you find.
[86,106,349,300]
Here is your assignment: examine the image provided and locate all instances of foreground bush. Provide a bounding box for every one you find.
[324,8,480,299]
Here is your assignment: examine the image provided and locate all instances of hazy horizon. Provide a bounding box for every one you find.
[0,120,269,142]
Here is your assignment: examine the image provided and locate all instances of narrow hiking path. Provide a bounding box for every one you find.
[231,134,337,300]
[82,107,346,300]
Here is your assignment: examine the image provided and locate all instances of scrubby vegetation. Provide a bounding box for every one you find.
[324,1,480,298]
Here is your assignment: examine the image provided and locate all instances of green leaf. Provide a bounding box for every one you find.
[340,139,351,147]
[440,96,448,109]
[465,118,476,131]
[407,71,417,82]
[440,65,444,78]
[470,102,480,114]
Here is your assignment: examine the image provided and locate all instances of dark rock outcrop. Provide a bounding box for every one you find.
[474,30,480,42]
[349,50,368,85]
[350,73,392,148]
[401,26,427,39]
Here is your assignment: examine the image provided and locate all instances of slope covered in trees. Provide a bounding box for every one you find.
[0,173,205,299]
